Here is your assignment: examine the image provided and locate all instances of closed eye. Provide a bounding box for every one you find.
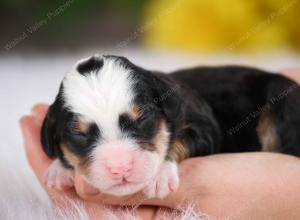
[138,140,156,151]
[64,131,94,156]
[138,139,154,145]
[66,131,88,143]
[137,113,156,129]
[71,130,87,137]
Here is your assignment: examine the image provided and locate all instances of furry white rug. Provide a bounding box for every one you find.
[0,49,298,219]
[0,147,206,220]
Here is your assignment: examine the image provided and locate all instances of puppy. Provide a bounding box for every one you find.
[41,55,300,198]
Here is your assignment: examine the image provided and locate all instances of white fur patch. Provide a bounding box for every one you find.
[43,159,74,190]
[143,161,179,198]
[63,55,135,141]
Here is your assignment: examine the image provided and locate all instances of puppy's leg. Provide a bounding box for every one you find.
[43,159,74,190]
[143,160,179,199]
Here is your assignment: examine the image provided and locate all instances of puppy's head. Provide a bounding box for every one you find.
[41,55,184,196]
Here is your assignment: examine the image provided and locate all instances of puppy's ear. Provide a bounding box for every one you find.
[76,55,103,75]
[41,85,66,159]
[153,73,185,136]
[41,103,60,158]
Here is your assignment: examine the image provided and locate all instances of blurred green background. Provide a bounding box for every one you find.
[0,0,148,51]
[1,0,300,53]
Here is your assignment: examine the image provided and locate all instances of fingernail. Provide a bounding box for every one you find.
[31,108,38,117]
[31,105,48,125]
[29,111,43,126]
[31,108,41,120]
[31,104,43,114]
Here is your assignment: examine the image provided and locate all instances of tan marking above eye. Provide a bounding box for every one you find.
[140,119,170,154]
[76,119,90,133]
[127,104,141,121]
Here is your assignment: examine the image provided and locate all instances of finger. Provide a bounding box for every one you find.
[280,68,299,75]
[20,116,52,182]
[31,103,49,122]
[280,68,300,83]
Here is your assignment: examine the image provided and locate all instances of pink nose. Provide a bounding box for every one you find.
[107,162,132,176]
[101,142,135,177]
[106,161,133,176]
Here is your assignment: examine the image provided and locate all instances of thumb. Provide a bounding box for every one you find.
[20,115,52,182]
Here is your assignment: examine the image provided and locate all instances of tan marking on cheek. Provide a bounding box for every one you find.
[127,104,140,120]
[166,139,189,163]
[257,112,280,152]
[61,145,91,175]
[141,119,169,153]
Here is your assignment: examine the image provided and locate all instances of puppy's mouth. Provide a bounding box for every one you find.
[111,180,132,188]
[109,178,141,189]
[101,178,147,196]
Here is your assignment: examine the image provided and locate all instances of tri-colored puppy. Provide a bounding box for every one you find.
[41,55,300,198]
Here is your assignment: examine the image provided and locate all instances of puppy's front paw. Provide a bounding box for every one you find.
[143,161,179,199]
[43,159,74,190]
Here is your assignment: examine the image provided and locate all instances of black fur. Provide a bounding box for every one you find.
[77,56,103,75]
[41,85,65,159]
[171,66,300,156]
[41,88,73,168]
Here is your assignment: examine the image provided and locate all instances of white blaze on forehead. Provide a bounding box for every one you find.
[62,56,135,140]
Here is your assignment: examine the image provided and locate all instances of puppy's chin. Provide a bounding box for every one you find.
[86,171,156,196]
